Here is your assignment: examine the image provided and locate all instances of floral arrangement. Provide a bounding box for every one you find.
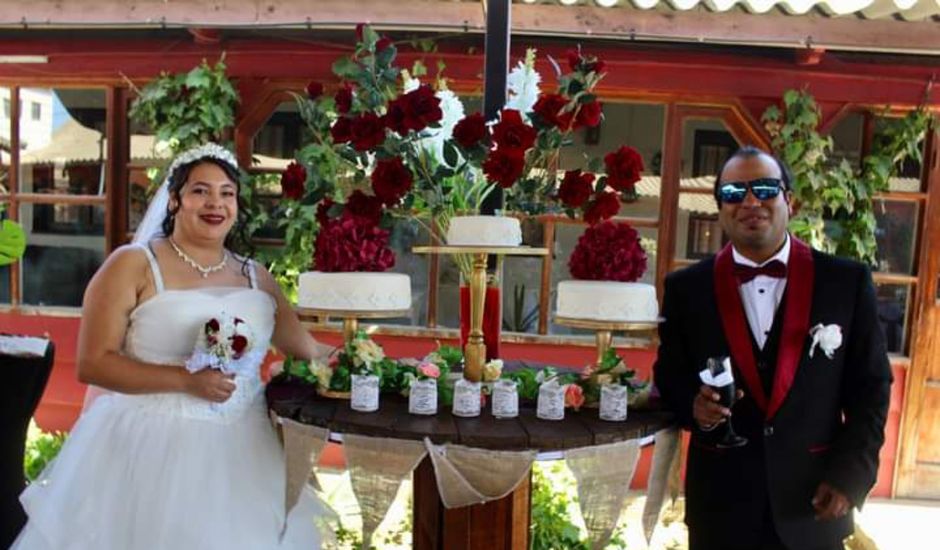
[503,366,583,409]
[185,313,256,375]
[568,220,647,281]
[577,348,649,406]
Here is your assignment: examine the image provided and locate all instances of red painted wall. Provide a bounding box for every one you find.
[0,312,902,497]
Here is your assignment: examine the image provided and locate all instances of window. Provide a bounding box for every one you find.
[30,101,40,121]
[2,98,8,118]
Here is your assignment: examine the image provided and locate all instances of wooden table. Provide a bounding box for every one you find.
[267,379,674,550]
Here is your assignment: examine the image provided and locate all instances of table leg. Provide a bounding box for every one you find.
[412,456,531,550]
[595,329,612,366]
[343,317,359,343]
[463,253,488,382]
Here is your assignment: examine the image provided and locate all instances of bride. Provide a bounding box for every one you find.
[13,143,333,549]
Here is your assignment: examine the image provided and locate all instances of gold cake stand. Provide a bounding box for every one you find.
[553,316,660,367]
[413,245,549,382]
[297,307,411,343]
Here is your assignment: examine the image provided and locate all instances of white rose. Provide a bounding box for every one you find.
[483,359,503,382]
[809,323,843,359]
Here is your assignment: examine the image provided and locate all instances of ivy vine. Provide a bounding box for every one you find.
[761,89,931,266]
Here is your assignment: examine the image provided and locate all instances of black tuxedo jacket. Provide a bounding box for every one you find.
[653,238,892,549]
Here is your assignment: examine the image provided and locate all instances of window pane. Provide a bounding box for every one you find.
[380,218,429,327]
[0,264,9,303]
[20,202,105,306]
[829,112,865,170]
[875,116,925,191]
[252,100,303,170]
[875,283,910,354]
[127,115,171,234]
[1,86,10,193]
[874,199,918,275]
[19,88,107,197]
[560,101,666,219]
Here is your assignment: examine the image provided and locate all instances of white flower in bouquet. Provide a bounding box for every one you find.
[310,360,333,389]
[505,48,541,118]
[482,359,504,382]
[353,338,385,367]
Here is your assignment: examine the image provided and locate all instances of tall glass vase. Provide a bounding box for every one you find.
[458,284,501,362]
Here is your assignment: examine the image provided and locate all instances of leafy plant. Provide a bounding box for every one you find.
[762,89,931,265]
[0,204,26,265]
[128,56,239,156]
[23,420,66,482]
[503,283,540,332]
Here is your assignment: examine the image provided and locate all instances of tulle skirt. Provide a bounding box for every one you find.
[12,392,332,549]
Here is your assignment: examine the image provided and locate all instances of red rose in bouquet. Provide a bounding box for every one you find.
[604,146,644,193]
[558,170,595,208]
[532,93,573,131]
[575,100,602,129]
[280,162,307,200]
[452,112,488,148]
[316,197,335,225]
[492,109,537,151]
[371,157,413,205]
[583,190,621,225]
[386,85,442,135]
[314,213,395,272]
[345,190,384,224]
[569,220,647,282]
[350,112,387,151]
[335,83,354,114]
[330,117,353,144]
[306,81,324,100]
[483,148,526,188]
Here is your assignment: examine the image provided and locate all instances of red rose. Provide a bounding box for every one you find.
[316,198,335,225]
[567,49,582,72]
[532,93,573,130]
[205,318,220,335]
[306,81,324,100]
[355,23,366,42]
[569,220,647,282]
[604,146,644,193]
[386,85,442,134]
[345,190,383,223]
[492,109,536,152]
[280,162,306,200]
[587,59,606,74]
[335,84,354,114]
[558,170,595,208]
[314,214,395,272]
[371,157,413,205]
[350,112,387,151]
[376,37,393,52]
[482,148,526,188]
[583,191,621,225]
[575,100,602,129]
[452,112,488,148]
[330,117,353,144]
[231,335,248,357]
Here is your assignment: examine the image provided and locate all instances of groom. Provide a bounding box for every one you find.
[653,146,892,550]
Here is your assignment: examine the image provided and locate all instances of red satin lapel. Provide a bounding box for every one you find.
[766,238,815,420]
[714,244,768,413]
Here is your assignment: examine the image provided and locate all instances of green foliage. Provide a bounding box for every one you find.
[23,420,66,482]
[505,366,578,402]
[503,284,540,333]
[0,218,26,266]
[762,88,931,265]
[129,56,239,155]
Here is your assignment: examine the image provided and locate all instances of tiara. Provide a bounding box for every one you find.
[165,142,239,181]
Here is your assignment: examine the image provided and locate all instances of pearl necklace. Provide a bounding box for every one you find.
[168,238,228,278]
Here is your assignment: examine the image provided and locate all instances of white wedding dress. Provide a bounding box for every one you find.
[13,245,331,549]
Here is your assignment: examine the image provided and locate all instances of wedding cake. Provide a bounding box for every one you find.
[556,280,658,322]
[445,216,522,247]
[298,272,411,311]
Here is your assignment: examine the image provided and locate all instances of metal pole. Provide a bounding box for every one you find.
[480,0,511,215]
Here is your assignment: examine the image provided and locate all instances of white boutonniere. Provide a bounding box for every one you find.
[809,323,843,359]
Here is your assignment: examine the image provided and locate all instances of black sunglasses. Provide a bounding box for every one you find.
[718,178,785,204]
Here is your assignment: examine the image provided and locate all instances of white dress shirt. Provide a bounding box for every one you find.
[731,235,790,349]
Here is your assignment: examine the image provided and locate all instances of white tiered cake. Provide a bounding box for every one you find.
[556,280,659,323]
[297,272,411,311]
[445,216,522,247]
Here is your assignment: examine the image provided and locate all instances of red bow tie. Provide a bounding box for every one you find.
[733,260,787,283]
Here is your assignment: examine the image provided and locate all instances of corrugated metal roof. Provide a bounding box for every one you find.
[518,0,940,21]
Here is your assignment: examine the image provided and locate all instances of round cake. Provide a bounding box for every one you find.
[297,271,411,311]
[556,280,659,322]
[445,216,522,247]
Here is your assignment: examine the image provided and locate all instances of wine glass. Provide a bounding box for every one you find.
[706,357,748,449]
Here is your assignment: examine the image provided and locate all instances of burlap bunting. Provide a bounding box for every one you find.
[278,417,330,517]
[566,439,642,550]
[423,438,536,509]
[641,427,681,543]
[343,434,427,548]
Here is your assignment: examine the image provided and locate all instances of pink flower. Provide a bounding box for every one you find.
[418,361,441,379]
[565,384,585,410]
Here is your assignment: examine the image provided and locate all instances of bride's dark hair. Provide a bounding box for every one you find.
[161,157,255,273]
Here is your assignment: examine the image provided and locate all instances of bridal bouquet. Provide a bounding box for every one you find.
[185,313,257,375]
